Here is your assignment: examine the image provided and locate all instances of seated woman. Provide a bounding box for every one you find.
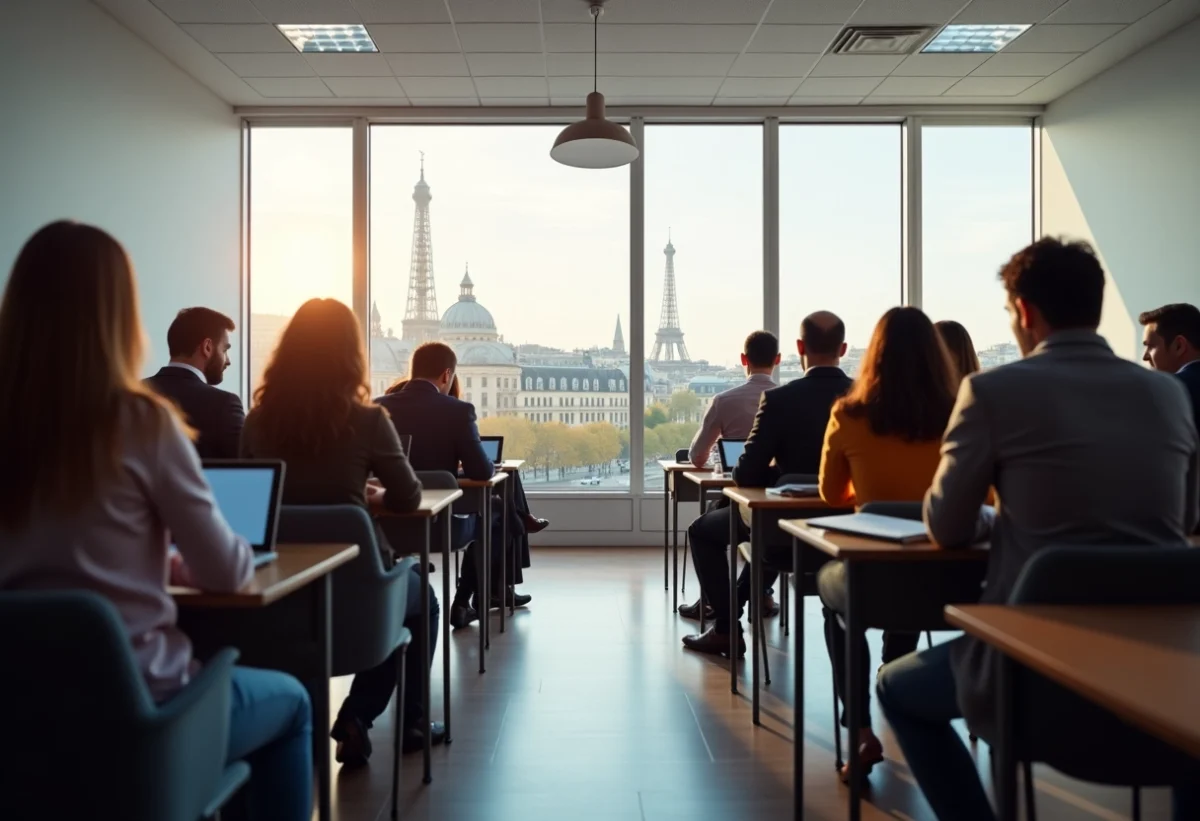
[935,319,982,380]
[0,221,312,821]
[817,306,960,781]
[240,298,433,767]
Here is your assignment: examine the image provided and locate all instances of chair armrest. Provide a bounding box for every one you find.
[149,647,239,726]
[382,555,419,584]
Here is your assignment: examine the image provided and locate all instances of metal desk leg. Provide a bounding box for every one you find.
[845,561,863,821]
[729,503,739,694]
[316,575,332,821]
[442,512,452,745]
[478,490,488,672]
[792,536,804,821]
[500,476,509,634]
[699,488,707,633]
[672,480,680,607]
[751,510,762,726]
[664,469,670,592]
[483,489,491,652]
[996,653,1018,821]
[420,519,432,784]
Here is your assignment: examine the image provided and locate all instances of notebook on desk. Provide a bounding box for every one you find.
[767,484,820,498]
[805,512,929,543]
[201,460,286,567]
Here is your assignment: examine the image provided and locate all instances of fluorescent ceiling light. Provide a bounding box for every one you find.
[277,24,378,53]
[922,24,1030,53]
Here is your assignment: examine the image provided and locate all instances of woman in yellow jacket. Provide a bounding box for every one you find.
[817,306,961,781]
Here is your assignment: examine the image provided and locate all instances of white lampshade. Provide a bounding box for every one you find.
[551,92,639,169]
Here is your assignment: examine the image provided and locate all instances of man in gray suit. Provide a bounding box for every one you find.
[876,238,1199,821]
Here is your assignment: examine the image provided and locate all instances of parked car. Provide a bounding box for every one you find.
[578,476,602,486]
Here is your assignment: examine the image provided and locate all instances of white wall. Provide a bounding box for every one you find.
[0,0,243,386]
[1041,17,1200,360]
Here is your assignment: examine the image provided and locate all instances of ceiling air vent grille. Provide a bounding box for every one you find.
[829,25,936,56]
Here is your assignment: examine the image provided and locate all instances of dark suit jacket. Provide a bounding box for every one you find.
[733,366,853,488]
[1178,360,1200,437]
[375,380,494,481]
[144,366,245,460]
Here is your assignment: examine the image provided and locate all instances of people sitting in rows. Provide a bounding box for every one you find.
[376,342,530,630]
[145,306,245,458]
[239,297,435,767]
[1139,302,1200,433]
[934,319,981,380]
[816,306,961,781]
[0,221,313,821]
[678,330,780,622]
[877,238,1200,821]
[682,311,852,657]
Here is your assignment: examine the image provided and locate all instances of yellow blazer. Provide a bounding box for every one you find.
[818,405,944,508]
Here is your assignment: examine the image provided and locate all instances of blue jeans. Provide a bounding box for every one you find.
[877,642,1200,821]
[227,666,313,821]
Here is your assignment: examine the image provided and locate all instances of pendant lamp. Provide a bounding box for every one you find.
[550,2,639,169]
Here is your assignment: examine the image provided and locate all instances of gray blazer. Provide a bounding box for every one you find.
[923,330,1200,737]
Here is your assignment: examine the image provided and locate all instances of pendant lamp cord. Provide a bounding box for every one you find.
[592,8,598,93]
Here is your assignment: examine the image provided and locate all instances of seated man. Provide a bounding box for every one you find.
[678,330,780,621]
[682,312,851,656]
[377,343,528,629]
[877,238,1200,821]
[1139,302,1200,435]
[144,307,243,458]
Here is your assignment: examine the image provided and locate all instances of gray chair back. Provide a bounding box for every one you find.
[675,448,690,462]
[277,505,416,676]
[0,590,238,821]
[411,469,479,553]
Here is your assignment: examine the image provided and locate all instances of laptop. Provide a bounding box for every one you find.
[716,438,747,474]
[805,512,929,544]
[201,460,286,567]
[480,436,504,465]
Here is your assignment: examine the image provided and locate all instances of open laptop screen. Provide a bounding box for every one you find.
[717,438,747,472]
[201,462,284,550]
[480,436,503,463]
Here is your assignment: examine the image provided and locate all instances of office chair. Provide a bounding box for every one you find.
[0,590,248,821]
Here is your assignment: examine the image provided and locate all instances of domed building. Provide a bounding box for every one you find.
[439,268,521,417]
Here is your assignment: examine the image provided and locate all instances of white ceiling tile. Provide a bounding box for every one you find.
[545,53,592,75]
[713,96,791,105]
[1046,0,1168,24]
[890,53,991,76]
[786,95,863,105]
[794,76,885,95]
[764,0,862,25]
[323,76,406,96]
[481,97,550,105]
[717,77,803,96]
[541,0,769,24]
[809,55,906,77]
[1004,24,1125,51]
[244,77,333,96]
[549,76,595,96]
[601,53,738,77]
[851,0,966,25]
[870,75,958,95]
[972,52,1078,75]
[729,53,821,77]
[181,23,295,52]
[408,97,482,106]
[304,53,393,76]
[397,76,479,96]
[466,53,546,75]
[606,96,716,105]
[448,0,540,23]
[473,76,549,96]
[150,0,265,23]
[953,0,1068,24]
[384,53,470,76]
[216,52,315,76]
[455,23,543,52]
[602,77,724,96]
[248,0,360,24]
[545,24,757,52]
[944,76,1041,95]
[748,25,843,53]
[369,24,461,51]
[351,0,450,23]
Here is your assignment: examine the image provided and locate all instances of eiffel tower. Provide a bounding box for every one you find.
[401,153,441,343]
[650,233,690,362]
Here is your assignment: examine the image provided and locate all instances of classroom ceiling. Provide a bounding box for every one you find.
[94,0,1200,108]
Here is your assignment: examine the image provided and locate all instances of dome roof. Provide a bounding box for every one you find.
[456,341,516,366]
[440,267,497,332]
[371,337,412,373]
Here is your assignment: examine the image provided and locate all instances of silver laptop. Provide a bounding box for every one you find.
[201,460,286,567]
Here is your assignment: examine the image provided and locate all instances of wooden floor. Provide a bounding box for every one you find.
[325,547,1172,821]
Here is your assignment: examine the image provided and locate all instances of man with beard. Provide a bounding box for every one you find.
[146,307,244,458]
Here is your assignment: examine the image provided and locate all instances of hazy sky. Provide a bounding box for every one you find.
[250,123,1032,369]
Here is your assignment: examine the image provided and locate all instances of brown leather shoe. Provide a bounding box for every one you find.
[524,514,550,534]
[761,593,780,618]
[678,599,715,621]
[682,626,745,658]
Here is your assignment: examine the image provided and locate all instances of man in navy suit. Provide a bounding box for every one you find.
[144,307,244,458]
[1140,303,1200,436]
[377,342,529,628]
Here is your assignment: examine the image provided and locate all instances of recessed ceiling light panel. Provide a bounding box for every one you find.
[921,24,1030,53]
[277,24,378,53]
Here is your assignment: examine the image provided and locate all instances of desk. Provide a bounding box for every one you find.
[496,459,526,632]
[723,488,834,720]
[457,473,508,669]
[658,460,703,610]
[680,471,734,630]
[378,488,461,783]
[947,603,1200,821]
[780,520,988,821]
[173,543,359,821]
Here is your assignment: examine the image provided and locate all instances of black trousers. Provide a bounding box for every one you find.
[453,511,505,606]
[336,563,439,730]
[817,561,918,728]
[687,504,780,634]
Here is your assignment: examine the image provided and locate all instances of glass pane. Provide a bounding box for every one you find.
[643,126,762,483]
[369,126,629,491]
[922,126,1033,368]
[780,126,902,380]
[248,127,353,394]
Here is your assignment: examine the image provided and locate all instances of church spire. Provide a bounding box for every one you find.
[613,315,625,354]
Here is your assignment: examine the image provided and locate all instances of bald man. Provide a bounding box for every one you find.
[682,311,852,657]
